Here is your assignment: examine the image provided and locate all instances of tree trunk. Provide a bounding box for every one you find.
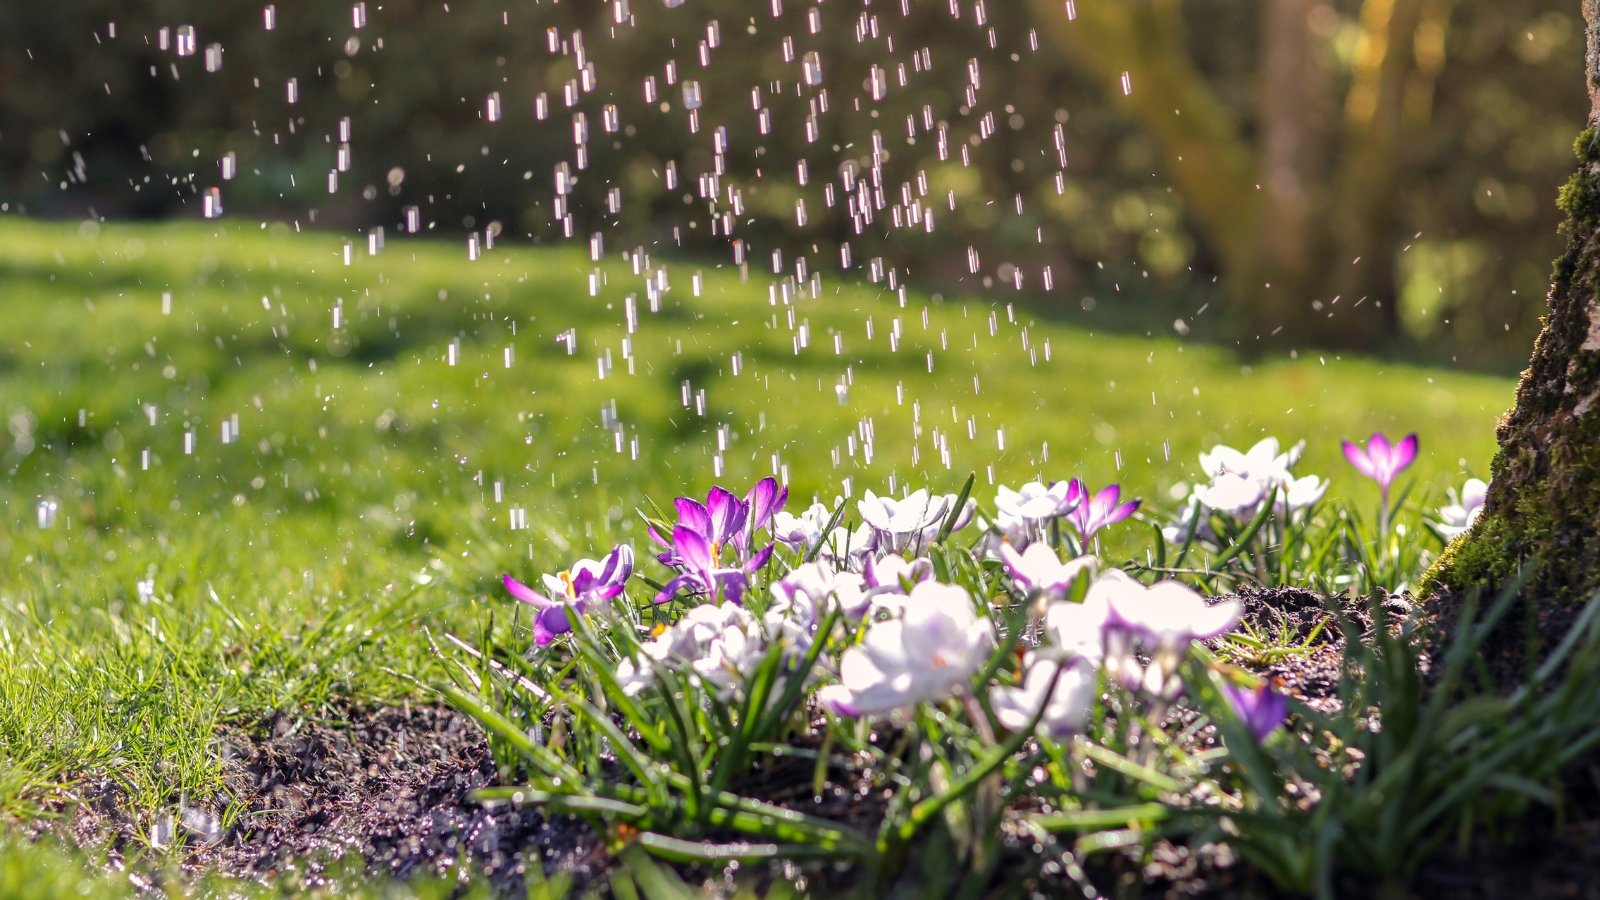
[1421,0,1600,650]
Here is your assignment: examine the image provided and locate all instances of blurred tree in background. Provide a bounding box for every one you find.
[0,0,1580,366]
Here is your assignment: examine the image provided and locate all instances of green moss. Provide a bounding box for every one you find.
[1557,128,1600,233]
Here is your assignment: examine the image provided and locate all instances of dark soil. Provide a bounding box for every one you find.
[62,704,608,896]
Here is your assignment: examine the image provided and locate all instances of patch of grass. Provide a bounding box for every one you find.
[0,217,1513,888]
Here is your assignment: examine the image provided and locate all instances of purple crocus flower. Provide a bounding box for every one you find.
[651,477,787,568]
[654,524,774,606]
[1066,479,1141,543]
[1221,681,1289,742]
[503,545,634,646]
[1341,432,1418,491]
[1342,432,1418,539]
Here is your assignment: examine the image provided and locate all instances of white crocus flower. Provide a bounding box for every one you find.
[773,560,870,621]
[1091,569,1241,698]
[999,542,1097,599]
[991,481,1077,550]
[772,500,836,548]
[1200,437,1303,483]
[990,653,1098,738]
[620,603,764,699]
[1277,473,1328,512]
[858,489,974,553]
[1436,477,1488,538]
[1038,590,1112,668]
[818,581,995,717]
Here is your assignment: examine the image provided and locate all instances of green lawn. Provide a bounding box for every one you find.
[0,217,1515,892]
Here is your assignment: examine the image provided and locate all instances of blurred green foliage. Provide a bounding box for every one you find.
[0,0,1582,364]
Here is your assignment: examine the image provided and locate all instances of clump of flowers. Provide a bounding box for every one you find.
[468,441,1495,890]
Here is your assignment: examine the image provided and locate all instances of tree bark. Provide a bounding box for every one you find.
[1421,0,1600,644]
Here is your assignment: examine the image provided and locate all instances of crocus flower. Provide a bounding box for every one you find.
[1092,569,1241,698]
[651,476,787,568]
[1039,591,1111,668]
[1221,681,1289,742]
[503,545,633,646]
[1342,432,1418,491]
[818,581,995,717]
[858,488,975,553]
[773,560,870,620]
[654,524,771,605]
[616,602,764,699]
[1342,431,1418,539]
[1066,479,1141,543]
[990,481,1079,549]
[772,500,835,548]
[1200,438,1303,484]
[1189,437,1324,523]
[999,542,1096,598]
[989,654,1097,738]
[1436,477,1488,539]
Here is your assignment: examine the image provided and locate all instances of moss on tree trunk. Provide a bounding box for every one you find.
[1421,2,1600,634]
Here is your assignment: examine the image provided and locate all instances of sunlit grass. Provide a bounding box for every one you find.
[0,217,1516,887]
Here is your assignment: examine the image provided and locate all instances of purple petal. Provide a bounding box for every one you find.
[745,541,775,573]
[672,525,713,570]
[1109,499,1141,526]
[716,570,750,605]
[655,573,697,604]
[1368,432,1392,464]
[705,486,748,544]
[1342,440,1377,480]
[998,541,1032,589]
[599,544,634,586]
[1065,478,1088,509]
[675,497,712,537]
[1392,433,1419,471]
[503,574,555,608]
[746,477,787,531]
[533,605,575,646]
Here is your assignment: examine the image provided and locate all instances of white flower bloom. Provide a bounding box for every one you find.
[623,603,764,699]
[818,581,995,717]
[1437,477,1488,538]
[1090,569,1241,698]
[1039,591,1111,668]
[1192,472,1270,518]
[773,560,871,620]
[999,542,1097,597]
[1190,437,1322,523]
[772,501,835,547]
[1278,473,1328,512]
[990,654,1098,737]
[1200,437,1303,483]
[858,489,974,552]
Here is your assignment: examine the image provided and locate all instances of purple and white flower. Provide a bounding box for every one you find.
[654,524,771,605]
[818,581,995,718]
[503,545,633,646]
[1342,432,1419,491]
